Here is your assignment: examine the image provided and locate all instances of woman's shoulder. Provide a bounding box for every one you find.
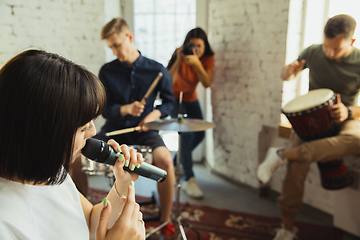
[202,54,214,59]
[0,175,88,239]
[0,178,38,238]
[201,54,214,62]
[200,54,214,69]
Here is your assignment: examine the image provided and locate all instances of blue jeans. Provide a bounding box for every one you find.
[170,99,205,180]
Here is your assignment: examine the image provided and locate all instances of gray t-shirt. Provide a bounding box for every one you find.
[298,44,360,106]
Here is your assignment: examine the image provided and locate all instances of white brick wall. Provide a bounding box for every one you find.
[0,0,105,75]
[209,0,288,188]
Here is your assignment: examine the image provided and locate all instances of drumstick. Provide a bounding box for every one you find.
[106,126,142,136]
[140,72,163,105]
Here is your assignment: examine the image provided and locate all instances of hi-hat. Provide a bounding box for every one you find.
[144,118,216,132]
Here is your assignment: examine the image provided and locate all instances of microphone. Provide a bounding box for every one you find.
[82,138,167,182]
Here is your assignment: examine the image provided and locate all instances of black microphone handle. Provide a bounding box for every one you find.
[104,151,167,183]
[82,138,167,182]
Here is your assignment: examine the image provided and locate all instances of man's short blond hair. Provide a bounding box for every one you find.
[101,18,130,40]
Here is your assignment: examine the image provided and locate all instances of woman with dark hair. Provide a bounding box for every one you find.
[0,49,145,240]
[167,27,214,199]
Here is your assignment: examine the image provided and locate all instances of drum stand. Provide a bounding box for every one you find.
[145,114,200,240]
[144,92,215,239]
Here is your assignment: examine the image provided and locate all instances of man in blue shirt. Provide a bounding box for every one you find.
[95,18,176,237]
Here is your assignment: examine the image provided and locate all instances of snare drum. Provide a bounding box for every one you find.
[81,155,114,178]
[81,145,153,178]
[282,89,353,190]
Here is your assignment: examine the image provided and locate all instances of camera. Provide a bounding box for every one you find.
[182,42,197,55]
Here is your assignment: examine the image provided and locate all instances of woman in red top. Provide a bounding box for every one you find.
[167,27,214,199]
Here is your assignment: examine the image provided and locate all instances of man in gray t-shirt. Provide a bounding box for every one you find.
[257,14,360,240]
[300,44,360,106]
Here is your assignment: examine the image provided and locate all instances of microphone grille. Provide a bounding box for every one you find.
[82,138,105,162]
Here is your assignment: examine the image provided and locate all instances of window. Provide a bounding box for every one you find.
[133,0,196,66]
[328,0,360,48]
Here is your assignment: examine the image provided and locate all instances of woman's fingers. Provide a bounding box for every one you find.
[128,149,137,170]
[107,139,120,152]
[126,182,146,239]
[119,146,143,171]
[99,183,145,240]
[96,198,112,240]
[113,181,139,226]
[120,144,130,161]
[136,153,143,168]
[138,211,143,223]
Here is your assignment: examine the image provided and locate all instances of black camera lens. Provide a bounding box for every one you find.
[182,42,197,55]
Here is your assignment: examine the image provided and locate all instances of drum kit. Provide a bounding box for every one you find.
[82,84,353,238]
[282,88,354,190]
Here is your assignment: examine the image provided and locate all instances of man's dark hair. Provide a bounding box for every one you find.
[324,14,356,39]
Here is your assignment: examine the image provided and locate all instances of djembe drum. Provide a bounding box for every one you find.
[282,88,353,190]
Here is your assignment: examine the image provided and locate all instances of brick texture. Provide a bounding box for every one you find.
[0,0,105,75]
[209,0,288,188]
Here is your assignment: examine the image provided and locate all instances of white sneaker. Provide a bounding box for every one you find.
[273,226,297,240]
[257,147,287,184]
[182,177,204,199]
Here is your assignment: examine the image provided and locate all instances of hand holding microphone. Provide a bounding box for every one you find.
[82,138,167,182]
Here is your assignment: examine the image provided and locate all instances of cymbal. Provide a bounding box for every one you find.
[144,118,216,132]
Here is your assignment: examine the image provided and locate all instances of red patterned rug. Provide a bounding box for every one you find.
[88,188,342,240]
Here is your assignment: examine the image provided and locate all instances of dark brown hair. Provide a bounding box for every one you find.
[324,14,357,39]
[0,50,106,185]
[167,27,214,69]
